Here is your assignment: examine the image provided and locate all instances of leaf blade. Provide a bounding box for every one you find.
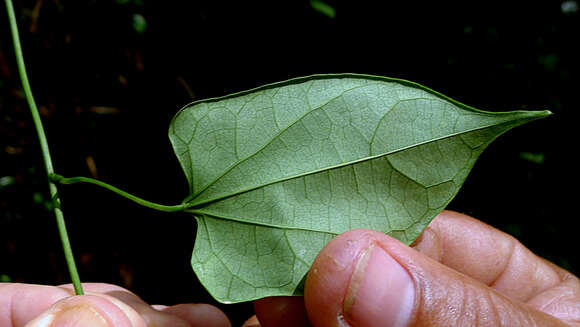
[169,74,550,303]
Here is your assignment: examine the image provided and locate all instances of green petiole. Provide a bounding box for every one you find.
[51,174,187,212]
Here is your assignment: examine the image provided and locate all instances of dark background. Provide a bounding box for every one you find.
[1,0,578,325]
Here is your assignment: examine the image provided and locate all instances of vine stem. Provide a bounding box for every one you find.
[4,0,84,295]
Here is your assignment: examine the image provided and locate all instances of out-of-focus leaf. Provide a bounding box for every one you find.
[132,13,146,34]
[310,0,336,18]
[519,151,545,164]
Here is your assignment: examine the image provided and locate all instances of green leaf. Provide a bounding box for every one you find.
[310,0,336,18]
[132,13,146,34]
[169,74,550,303]
[519,151,545,164]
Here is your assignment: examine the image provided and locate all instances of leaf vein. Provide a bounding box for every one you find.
[191,83,385,199]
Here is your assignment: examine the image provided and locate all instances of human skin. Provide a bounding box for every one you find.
[0,283,231,327]
[253,211,580,327]
[2,211,579,326]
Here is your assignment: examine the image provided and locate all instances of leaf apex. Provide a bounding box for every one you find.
[526,109,552,117]
[506,109,553,123]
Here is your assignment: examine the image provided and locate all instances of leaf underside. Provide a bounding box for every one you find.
[168,74,550,303]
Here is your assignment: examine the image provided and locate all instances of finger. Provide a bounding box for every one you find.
[57,283,156,323]
[160,303,231,327]
[253,296,311,327]
[0,283,196,327]
[411,210,564,302]
[305,229,570,327]
[24,294,143,327]
[0,283,71,327]
[61,283,228,327]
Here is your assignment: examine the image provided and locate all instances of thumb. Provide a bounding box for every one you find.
[304,229,565,327]
[24,295,144,327]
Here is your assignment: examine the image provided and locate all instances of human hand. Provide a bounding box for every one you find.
[0,283,231,327]
[251,210,580,327]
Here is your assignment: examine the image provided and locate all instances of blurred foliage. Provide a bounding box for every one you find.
[1,0,579,324]
[310,0,336,19]
[519,151,546,164]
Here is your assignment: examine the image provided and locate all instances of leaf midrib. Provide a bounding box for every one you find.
[192,212,340,235]
[185,112,542,209]
[173,74,549,207]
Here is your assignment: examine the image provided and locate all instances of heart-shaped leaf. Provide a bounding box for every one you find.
[169,74,550,303]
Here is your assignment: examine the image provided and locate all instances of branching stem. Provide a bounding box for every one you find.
[4,0,83,295]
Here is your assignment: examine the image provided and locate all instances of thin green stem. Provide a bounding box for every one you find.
[4,0,83,295]
[52,174,187,212]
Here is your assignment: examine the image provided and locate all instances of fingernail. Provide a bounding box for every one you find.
[49,305,109,327]
[343,243,414,327]
[242,315,261,327]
